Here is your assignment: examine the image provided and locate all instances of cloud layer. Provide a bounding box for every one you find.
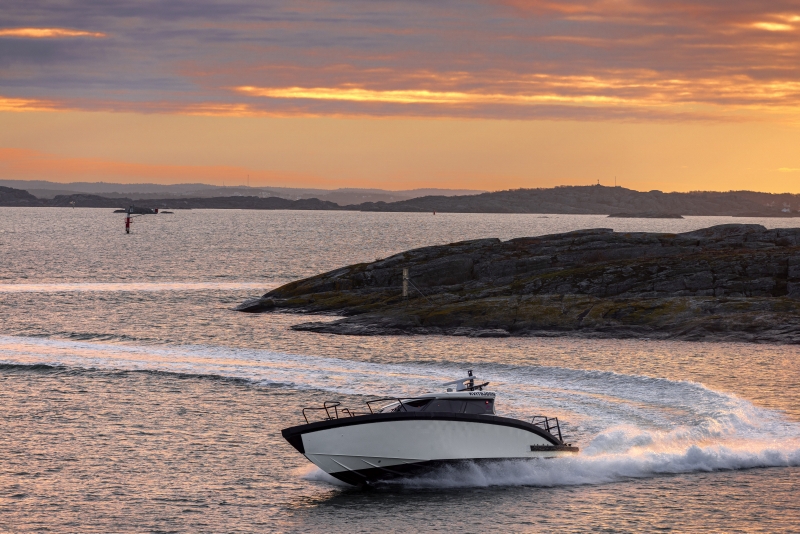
[1,0,799,120]
[0,28,106,38]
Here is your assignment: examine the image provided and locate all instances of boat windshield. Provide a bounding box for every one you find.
[379,398,495,414]
[461,399,495,414]
[382,399,429,413]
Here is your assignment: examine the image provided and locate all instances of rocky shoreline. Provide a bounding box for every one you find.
[237,224,800,343]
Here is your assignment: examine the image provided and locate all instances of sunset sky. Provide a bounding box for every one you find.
[2,0,800,192]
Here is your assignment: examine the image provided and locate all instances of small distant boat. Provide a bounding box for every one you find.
[282,371,578,485]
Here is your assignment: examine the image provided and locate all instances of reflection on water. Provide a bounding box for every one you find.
[0,368,797,533]
[288,468,800,532]
[0,282,271,293]
[2,208,799,531]
[2,207,798,286]
[2,292,798,420]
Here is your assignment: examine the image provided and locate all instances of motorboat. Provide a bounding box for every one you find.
[281,371,579,486]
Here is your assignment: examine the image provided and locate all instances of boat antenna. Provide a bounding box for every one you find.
[442,371,489,391]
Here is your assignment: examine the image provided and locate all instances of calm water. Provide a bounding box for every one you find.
[1,208,799,532]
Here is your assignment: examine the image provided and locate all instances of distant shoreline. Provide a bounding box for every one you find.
[2,184,800,217]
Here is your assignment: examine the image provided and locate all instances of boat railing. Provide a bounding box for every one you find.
[302,400,387,424]
[302,398,424,423]
[530,416,563,442]
[302,401,342,424]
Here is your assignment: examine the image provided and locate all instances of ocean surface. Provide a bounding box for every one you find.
[1,207,799,533]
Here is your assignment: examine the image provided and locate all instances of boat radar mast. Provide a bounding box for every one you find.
[442,369,490,392]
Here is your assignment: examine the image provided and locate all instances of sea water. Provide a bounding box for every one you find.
[0,208,798,532]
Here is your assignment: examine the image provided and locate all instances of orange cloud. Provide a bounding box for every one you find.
[0,96,60,112]
[0,27,106,38]
[0,94,276,118]
[490,0,707,18]
[236,85,627,106]
[2,2,800,123]
[751,22,795,31]
[235,72,800,117]
[6,60,800,123]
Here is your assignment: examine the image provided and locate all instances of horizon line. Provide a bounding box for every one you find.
[4,179,800,197]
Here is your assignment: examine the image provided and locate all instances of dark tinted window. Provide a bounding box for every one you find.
[423,399,470,412]
[464,399,494,414]
[449,400,466,413]
[396,399,430,412]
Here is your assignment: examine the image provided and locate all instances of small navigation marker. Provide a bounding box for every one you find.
[123,205,159,234]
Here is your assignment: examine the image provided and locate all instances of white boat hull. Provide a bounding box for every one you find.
[284,414,577,485]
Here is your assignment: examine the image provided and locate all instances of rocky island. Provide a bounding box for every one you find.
[238,224,800,343]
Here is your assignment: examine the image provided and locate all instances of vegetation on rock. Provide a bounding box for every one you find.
[238,224,800,343]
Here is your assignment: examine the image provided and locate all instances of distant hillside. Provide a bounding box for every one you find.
[0,186,40,206]
[1,184,799,217]
[0,179,482,204]
[353,186,800,216]
[0,187,340,210]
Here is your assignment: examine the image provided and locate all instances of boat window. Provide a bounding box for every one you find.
[464,399,494,414]
[422,399,467,412]
[449,400,466,413]
[424,399,459,412]
[397,399,430,412]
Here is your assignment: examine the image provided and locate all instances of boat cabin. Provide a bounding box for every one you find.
[300,371,500,423]
[379,393,496,415]
[376,369,496,415]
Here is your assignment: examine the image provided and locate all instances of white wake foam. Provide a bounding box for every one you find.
[382,443,800,488]
[1,334,798,487]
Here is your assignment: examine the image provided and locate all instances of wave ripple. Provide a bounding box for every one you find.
[1,334,797,488]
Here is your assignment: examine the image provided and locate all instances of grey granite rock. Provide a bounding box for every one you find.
[239,224,800,343]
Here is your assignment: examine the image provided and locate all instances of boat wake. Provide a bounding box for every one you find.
[1,334,798,488]
[376,431,800,489]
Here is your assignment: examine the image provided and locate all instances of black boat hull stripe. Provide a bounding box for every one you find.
[324,457,571,486]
